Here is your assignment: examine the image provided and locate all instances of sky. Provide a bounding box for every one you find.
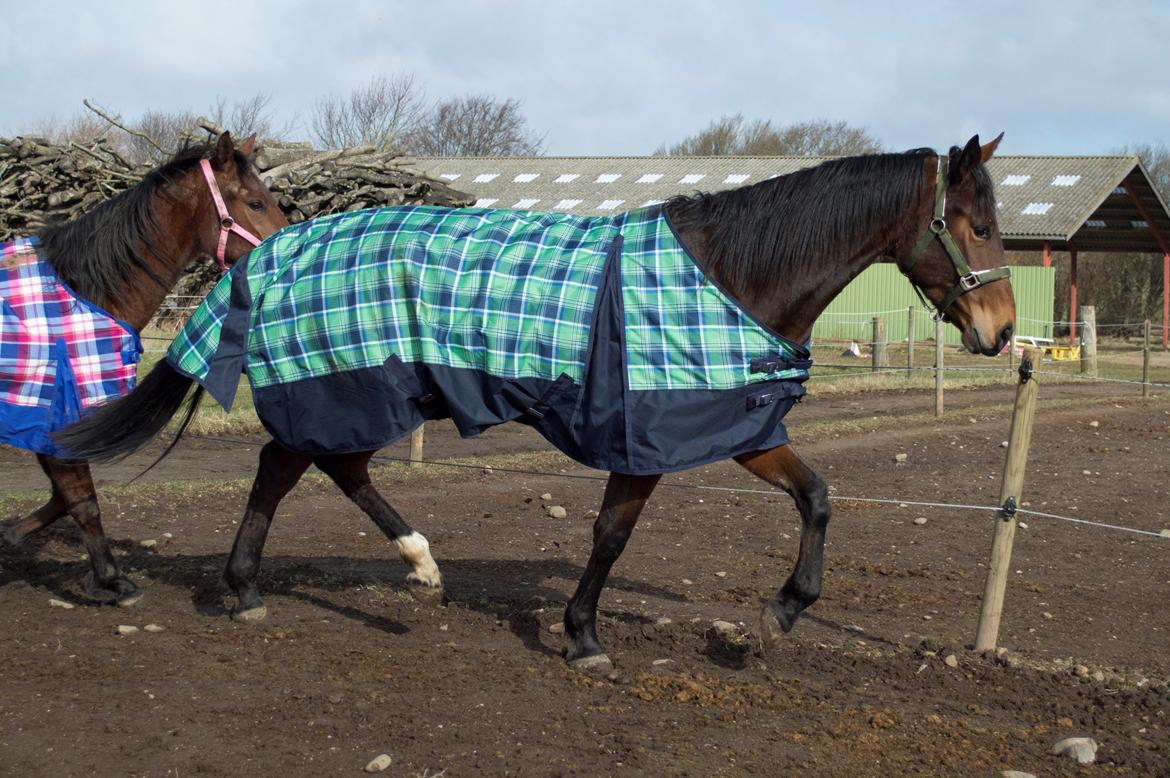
[3,0,1168,157]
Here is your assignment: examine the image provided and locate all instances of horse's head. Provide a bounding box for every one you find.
[897,133,1015,356]
[196,132,288,269]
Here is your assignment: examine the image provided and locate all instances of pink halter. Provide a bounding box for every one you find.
[200,159,263,270]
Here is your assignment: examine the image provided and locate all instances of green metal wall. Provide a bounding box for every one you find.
[812,264,1056,345]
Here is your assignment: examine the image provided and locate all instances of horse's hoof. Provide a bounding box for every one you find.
[84,573,141,606]
[569,653,614,674]
[232,605,268,623]
[406,578,444,606]
[0,523,21,547]
[757,603,789,653]
[116,589,145,608]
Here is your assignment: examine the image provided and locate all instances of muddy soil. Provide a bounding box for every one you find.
[1,384,1167,776]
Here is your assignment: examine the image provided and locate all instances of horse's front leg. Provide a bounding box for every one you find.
[564,472,660,673]
[735,444,831,649]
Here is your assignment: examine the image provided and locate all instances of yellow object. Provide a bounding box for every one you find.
[1045,345,1081,361]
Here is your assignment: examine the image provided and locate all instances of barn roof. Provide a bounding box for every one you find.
[402,155,1170,254]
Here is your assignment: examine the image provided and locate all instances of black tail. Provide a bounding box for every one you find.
[54,360,204,462]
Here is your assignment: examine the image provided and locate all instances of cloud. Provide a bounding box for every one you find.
[2,0,1167,155]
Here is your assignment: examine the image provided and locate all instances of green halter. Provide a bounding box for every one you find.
[901,155,1011,320]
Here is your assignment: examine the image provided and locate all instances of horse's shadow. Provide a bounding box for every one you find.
[0,527,685,657]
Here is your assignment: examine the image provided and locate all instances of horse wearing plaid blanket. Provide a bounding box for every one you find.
[1,134,286,605]
[60,135,1016,671]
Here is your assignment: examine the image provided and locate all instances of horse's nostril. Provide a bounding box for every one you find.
[998,324,1014,352]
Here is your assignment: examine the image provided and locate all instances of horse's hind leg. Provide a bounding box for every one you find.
[312,451,443,602]
[735,444,831,649]
[44,458,143,606]
[564,472,660,672]
[1,455,70,546]
[224,441,312,621]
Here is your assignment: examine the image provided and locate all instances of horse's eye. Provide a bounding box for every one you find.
[973,225,991,240]
[248,200,265,212]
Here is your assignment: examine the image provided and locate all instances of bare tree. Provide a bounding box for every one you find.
[658,114,882,156]
[129,108,200,163]
[403,95,545,156]
[311,75,425,151]
[209,93,292,141]
[28,112,116,146]
[1071,142,1170,329]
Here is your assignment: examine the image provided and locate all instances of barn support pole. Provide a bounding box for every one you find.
[975,348,1042,653]
[1069,246,1079,344]
[1042,242,1052,268]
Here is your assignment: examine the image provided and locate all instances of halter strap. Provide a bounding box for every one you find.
[900,155,1011,319]
[199,159,262,271]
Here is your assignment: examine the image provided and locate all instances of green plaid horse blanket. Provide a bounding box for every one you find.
[168,205,810,474]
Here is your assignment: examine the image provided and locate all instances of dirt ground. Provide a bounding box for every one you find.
[1,382,1167,777]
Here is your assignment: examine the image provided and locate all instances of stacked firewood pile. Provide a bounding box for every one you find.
[0,135,143,239]
[0,133,473,323]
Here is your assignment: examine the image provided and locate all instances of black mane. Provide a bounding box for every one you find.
[36,143,234,306]
[664,147,994,293]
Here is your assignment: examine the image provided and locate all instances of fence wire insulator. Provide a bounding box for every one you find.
[1000,496,1018,521]
[1018,357,1034,384]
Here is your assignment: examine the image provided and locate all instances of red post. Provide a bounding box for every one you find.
[1070,247,1078,344]
[1042,242,1052,268]
[1163,252,1169,350]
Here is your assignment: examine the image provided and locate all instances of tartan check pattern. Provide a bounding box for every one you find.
[620,209,808,390]
[169,205,808,394]
[0,237,141,411]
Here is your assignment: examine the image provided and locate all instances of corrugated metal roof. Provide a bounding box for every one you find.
[402,155,1170,254]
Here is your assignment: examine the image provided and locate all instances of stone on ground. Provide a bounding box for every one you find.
[116,625,139,636]
[48,598,74,610]
[1051,736,1098,765]
[144,624,165,633]
[364,754,392,773]
[546,505,567,519]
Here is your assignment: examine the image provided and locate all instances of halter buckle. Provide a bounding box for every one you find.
[960,272,982,291]
[220,216,235,230]
[929,217,946,234]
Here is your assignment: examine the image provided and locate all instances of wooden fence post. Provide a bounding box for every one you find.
[934,317,945,417]
[974,347,1043,652]
[1143,320,1152,399]
[907,306,916,373]
[1079,305,1097,377]
[872,317,888,372]
[409,424,425,467]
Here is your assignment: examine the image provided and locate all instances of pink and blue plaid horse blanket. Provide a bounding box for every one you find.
[0,237,142,455]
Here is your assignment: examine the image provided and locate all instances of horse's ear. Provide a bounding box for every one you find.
[238,134,256,159]
[213,132,235,167]
[980,132,1004,163]
[951,134,983,183]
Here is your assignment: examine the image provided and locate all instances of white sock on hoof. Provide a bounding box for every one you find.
[397,531,442,587]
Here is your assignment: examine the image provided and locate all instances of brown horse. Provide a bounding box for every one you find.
[1,133,287,605]
[58,134,1014,671]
